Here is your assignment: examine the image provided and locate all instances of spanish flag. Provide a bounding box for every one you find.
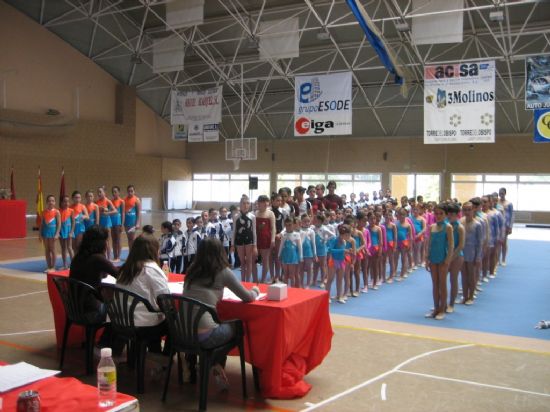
[35,167,44,229]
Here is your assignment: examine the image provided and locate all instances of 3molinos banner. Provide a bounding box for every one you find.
[170,86,222,125]
[294,72,352,136]
[424,61,495,144]
[525,55,550,110]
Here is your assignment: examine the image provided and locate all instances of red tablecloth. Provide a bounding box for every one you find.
[0,200,26,238]
[47,271,333,399]
[0,362,137,411]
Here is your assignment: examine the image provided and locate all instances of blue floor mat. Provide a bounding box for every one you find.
[327,238,550,340]
[0,250,128,272]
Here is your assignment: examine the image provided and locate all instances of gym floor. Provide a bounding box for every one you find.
[0,212,548,411]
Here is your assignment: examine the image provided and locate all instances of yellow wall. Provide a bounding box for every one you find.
[0,1,189,211]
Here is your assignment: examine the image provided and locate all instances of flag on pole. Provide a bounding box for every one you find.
[59,167,66,201]
[35,167,44,229]
[10,166,16,200]
[346,0,411,96]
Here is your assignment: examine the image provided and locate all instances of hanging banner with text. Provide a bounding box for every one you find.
[424,61,495,144]
[534,109,550,143]
[526,55,550,110]
[294,71,352,136]
[170,86,222,125]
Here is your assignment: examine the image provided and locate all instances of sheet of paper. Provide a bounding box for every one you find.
[222,288,266,302]
[0,362,60,393]
[102,274,116,284]
[168,282,184,295]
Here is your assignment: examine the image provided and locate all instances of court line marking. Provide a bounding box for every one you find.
[396,370,550,398]
[333,324,550,356]
[299,344,473,411]
[0,290,46,300]
[0,329,54,337]
[380,383,387,401]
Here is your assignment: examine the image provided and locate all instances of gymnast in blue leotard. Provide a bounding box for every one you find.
[426,203,454,320]
[446,203,464,313]
[460,201,482,305]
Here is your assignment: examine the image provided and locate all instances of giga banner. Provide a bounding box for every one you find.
[424,61,495,144]
[294,71,352,136]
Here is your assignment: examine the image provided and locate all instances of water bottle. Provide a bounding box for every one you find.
[97,348,117,407]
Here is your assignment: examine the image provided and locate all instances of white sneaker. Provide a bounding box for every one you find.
[482,277,489,283]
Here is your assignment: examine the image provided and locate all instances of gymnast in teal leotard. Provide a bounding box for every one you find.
[426,203,454,321]
[446,203,465,314]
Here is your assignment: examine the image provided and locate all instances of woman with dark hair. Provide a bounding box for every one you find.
[70,225,117,289]
[116,233,170,353]
[69,225,118,329]
[183,237,259,387]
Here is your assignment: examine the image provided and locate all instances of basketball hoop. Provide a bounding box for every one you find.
[232,158,241,171]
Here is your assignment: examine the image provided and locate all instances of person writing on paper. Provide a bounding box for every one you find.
[69,225,119,348]
[183,237,260,388]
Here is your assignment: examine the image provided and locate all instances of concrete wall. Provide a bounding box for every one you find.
[0,1,189,211]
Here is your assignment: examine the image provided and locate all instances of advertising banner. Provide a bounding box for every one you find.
[294,72,352,136]
[424,61,495,144]
[534,109,550,143]
[187,122,203,143]
[171,86,222,125]
[203,123,219,142]
[526,55,550,110]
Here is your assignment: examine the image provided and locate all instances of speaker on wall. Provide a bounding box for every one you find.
[249,176,258,190]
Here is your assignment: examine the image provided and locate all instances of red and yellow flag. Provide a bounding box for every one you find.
[35,167,44,228]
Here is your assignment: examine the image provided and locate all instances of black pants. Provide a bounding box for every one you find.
[183,254,195,273]
[171,255,183,274]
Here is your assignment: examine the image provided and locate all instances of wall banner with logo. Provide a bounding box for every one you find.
[172,124,187,141]
[526,55,550,110]
[188,122,204,143]
[424,61,495,144]
[534,109,550,143]
[171,86,222,126]
[294,71,352,136]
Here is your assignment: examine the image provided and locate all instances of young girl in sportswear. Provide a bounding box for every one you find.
[351,216,366,296]
[384,209,397,283]
[231,196,257,283]
[356,212,371,293]
[426,203,454,320]
[58,195,75,269]
[367,212,383,290]
[299,214,317,288]
[124,185,141,249]
[326,224,352,304]
[460,202,483,305]
[84,190,99,231]
[312,213,334,287]
[110,186,125,262]
[96,186,116,260]
[279,216,302,287]
[255,195,276,283]
[411,206,426,269]
[396,208,413,281]
[71,190,89,253]
[270,194,285,282]
[446,203,465,313]
[40,195,61,272]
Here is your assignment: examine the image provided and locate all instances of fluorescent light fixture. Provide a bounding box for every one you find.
[489,10,504,22]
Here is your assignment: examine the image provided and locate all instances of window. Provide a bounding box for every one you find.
[275,173,382,198]
[390,174,441,201]
[192,173,270,203]
[451,174,550,212]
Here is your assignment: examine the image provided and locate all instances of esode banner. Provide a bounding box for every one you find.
[294,71,352,136]
[170,86,222,125]
[424,61,495,144]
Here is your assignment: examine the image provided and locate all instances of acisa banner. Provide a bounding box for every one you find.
[424,61,495,144]
[171,86,222,125]
[294,72,352,136]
